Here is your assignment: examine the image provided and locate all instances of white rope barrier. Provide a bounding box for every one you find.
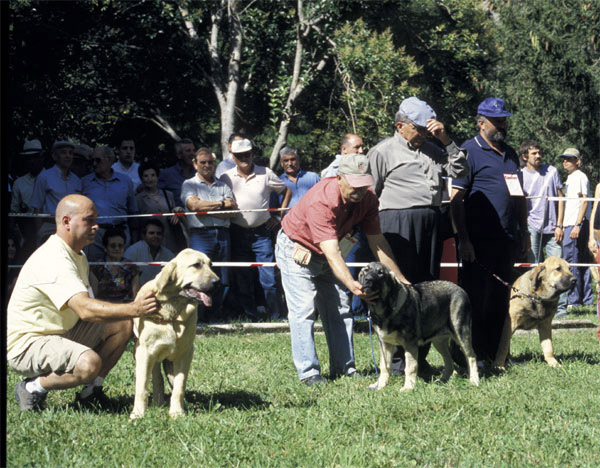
[7,195,600,219]
[7,207,290,219]
[6,261,599,269]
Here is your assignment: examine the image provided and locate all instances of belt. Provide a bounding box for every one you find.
[99,222,127,230]
[194,226,228,231]
[231,223,267,233]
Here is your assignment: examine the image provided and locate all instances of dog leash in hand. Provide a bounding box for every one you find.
[367,311,379,378]
[475,260,543,305]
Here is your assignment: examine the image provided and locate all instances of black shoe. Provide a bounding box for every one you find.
[15,381,47,411]
[74,386,112,410]
[346,371,362,379]
[302,375,327,386]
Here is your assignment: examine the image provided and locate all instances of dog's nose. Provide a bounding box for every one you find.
[569,277,577,287]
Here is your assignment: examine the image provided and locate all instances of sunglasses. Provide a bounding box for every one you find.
[234,151,253,159]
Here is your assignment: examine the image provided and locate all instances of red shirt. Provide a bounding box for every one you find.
[281,177,381,255]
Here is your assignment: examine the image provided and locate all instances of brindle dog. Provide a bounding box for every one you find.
[359,262,480,391]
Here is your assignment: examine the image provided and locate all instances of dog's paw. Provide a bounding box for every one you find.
[169,411,185,419]
[368,383,382,391]
[547,359,561,368]
[129,412,144,420]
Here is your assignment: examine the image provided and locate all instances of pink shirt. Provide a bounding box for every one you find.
[281,177,381,255]
[220,165,286,228]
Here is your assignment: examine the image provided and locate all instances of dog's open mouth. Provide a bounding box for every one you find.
[183,286,213,307]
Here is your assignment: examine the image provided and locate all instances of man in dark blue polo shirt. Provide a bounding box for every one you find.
[451,97,529,364]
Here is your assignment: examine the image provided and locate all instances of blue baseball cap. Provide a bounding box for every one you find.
[477,97,512,117]
[398,97,436,127]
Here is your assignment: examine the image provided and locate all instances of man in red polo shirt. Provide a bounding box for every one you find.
[275,153,408,385]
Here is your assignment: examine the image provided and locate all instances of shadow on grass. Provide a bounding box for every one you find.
[66,394,133,415]
[509,350,600,365]
[66,389,271,414]
[185,389,270,411]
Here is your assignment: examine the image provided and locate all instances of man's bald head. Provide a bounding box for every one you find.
[341,134,364,155]
[55,194,98,251]
[55,194,95,224]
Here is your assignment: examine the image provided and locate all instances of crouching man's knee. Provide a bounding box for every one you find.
[73,350,102,384]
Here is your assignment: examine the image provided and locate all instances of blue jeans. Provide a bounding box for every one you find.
[189,227,231,313]
[563,224,593,305]
[230,224,283,319]
[275,230,355,380]
[528,227,567,314]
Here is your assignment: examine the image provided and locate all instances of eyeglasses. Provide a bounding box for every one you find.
[107,243,124,249]
[197,160,215,165]
[233,151,252,159]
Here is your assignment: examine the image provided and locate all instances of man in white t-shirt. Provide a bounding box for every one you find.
[7,194,158,411]
[519,140,567,316]
[112,138,141,187]
[559,148,593,307]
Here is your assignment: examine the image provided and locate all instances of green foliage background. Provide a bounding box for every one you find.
[7,0,600,182]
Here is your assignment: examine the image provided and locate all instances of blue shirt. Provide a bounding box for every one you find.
[180,175,235,229]
[279,170,320,207]
[158,163,190,203]
[82,170,137,225]
[453,135,523,240]
[30,165,82,215]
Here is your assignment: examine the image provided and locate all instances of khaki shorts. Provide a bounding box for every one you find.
[8,320,106,379]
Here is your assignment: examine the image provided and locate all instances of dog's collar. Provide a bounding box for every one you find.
[511,290,548,305]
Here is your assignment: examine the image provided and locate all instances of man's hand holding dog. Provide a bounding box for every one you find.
[350,281,379,303]
[133,291,159,317]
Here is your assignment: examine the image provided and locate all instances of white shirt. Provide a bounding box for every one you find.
[112,160,141,187]
[563,169,590,227]
[220,165,286,228]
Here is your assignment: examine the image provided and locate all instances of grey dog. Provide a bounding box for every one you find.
[358,262,480,391]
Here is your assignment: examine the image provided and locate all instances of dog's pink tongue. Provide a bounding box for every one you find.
[200,292,212,307]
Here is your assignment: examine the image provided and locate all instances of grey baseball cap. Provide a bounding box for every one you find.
[51,140,75,152]
[399,96,436,127]
[338,153,374,187]
[559,147,581,160]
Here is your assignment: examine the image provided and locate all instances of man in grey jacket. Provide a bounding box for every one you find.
[367,96,469,374]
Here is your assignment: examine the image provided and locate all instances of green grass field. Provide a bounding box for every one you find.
[7,315,600,468]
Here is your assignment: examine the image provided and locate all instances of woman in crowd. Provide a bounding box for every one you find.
[135,162,186,253]
[90,227,139,302]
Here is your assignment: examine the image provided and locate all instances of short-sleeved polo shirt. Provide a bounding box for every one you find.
[220,165,286,228]
[181,175,235,229]
[453,135,523,240]
[281,177,381,255]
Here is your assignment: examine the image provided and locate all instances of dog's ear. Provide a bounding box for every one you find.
[530,264,545,292]
[154,260,177,293]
